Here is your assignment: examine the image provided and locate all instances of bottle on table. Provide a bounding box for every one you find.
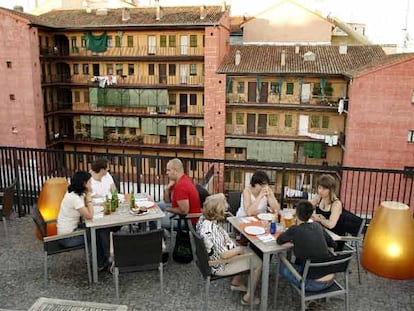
[104,195,111,215]
[111,190,118,212]
[270,214,276,235]
[130,190,135,210]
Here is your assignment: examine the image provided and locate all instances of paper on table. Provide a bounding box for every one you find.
[257,234,276,243]
[240,216,257,223]
[93,213,104,220]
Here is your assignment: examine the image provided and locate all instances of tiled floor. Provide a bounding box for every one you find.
[0,216,413,311]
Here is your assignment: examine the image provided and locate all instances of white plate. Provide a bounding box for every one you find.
[244,225,265,236]
[129,210,149,216]
[136,200,155,208]
[93,206,104,213]
[257,213,274,221]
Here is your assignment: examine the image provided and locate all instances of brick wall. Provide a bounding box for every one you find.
[0,10,45,148]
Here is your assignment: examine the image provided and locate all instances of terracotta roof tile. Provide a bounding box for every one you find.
[0,6,226,28]
[217,45,386,75]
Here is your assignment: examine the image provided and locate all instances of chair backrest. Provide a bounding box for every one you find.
[227,191,242,216]
[342,209,365,237]
[189,229,212,279]
[2,180,16,218]
[32,205,47,238]
[112,229,163,270]
[196,183,210,207]
[304,253,353,280]
[112,174,121,192]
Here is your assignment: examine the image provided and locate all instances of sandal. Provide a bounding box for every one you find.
[241,296,260,306]
[230,283,247,292]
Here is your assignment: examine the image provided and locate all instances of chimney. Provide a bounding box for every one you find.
[235,50,241,66]
[339,44,348,54]
[281,50,286,66]
[155,0,161,21]
[221,0,226,12]
[295,45,300,54]
[200,5,206,20]
[13,5,24,12]
[122,8,130,22]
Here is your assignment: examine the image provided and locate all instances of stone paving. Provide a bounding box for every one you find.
[0,216,413,311]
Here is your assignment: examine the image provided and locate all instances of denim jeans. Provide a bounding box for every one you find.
[279,261,335,292]
[59,234,85,248]
[149,200,173,230]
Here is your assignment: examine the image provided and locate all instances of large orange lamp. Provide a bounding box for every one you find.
[37,177,68,238]
[361,201,414,279]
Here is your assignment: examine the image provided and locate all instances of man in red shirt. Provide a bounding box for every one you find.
[164,158,201,223]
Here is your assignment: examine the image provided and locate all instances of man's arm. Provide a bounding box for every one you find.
[166,199,190,215]
[164,180,175,203]
[276,226,295,245]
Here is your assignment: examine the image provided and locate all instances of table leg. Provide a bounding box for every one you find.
[260,253,270,311]
[274,254,281,308]
[91,227,98,283]
[157,219,161,229]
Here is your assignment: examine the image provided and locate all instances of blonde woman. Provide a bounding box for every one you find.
[311,174,345,236]
[196,193,262,305]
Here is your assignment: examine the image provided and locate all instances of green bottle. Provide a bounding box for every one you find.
[111,190,118,212]
[104,195,111,215]
[130,190,135,210]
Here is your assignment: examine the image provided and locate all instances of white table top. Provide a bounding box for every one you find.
[85,203,165,228]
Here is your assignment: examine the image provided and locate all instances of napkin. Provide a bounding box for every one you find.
[240,216,257,223]
[257,234,275,243]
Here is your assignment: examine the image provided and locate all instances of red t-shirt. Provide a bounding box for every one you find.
[171,174,201,224]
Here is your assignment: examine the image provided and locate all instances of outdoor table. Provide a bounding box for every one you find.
[227,216,292,311]
[85,201,165,283]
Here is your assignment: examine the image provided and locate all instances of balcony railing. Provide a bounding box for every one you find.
[1,146,413,220]
[40,45,204,57]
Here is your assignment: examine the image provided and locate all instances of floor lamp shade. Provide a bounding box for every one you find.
[37,177,69,237]
[361,201,414,280]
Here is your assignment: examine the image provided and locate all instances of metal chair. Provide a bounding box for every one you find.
[0,180,17,240]
[276,253,353,311]
[32,205,91,285]
[111,229,164,298]
[227,191,242,217]
[189,225,254,311]
[335,209,366,284]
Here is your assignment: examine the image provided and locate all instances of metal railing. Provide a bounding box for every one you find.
[0,146,412,221]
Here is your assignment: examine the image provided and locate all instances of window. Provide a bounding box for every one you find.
[84,90,89,103]
[115,36,121,47]
[107,36,113,47]
[127,35,133,47]
[286,82,294,95]
[118,127,125,135]
[128,64,134,75]
[169,93,176,106]
[234,171,242,183]
[73,64,79,74]
[190,94,197,106]
[189,127,196,135]
[224,170,231,183]
[148,64,155,75]
[237,81,245,94]
[45,37,49,47]
[236,113,244,125]
[129,128,136,135]
[169,127,176,136]
[169,35,176,47]
[235,148,243,154]
[190,35,197,47]
[81,36,87,48]
[285,114,292,127]
[74,91,80,102]
[160,135,167,143]
[116,64,123,76]
[71,36,77,48]
[160,35,167,47]
[226,112,232,125]
[82,64,89,75]
[322,116,329,129]
[107,64,113,75]
[190,64,197,76]
[225,147,231,154]
[270,82,280,94]
[9,94,15,100]
[169,64,176,76]
[310,116,320,128]
[6,61,12,68]
[408,130,414,142]
[269,114,279,126]
[149,158,156,168]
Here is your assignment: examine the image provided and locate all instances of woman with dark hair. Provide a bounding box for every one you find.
[236,170,280,217]
[311,174,345,235]
[57,171,94,248]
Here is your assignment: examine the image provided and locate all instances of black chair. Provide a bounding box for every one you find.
[32,206,91,285]
[196,183,210,206]
[189,225,254,311]
[0,180,16,240]
[335,209,366,284]
[276,253,353,311]
[227,191,242,216]
[111,229,164,298]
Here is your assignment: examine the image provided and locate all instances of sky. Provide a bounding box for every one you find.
[2,0,414,48]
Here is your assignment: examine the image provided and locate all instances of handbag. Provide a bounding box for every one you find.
[172,217,193,264]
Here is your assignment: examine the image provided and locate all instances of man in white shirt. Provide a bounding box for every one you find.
[90,158,116,198]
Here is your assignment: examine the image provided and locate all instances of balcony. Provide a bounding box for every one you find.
[40,45,204,59]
